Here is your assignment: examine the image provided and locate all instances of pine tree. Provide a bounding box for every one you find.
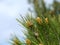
[11,0,60,45]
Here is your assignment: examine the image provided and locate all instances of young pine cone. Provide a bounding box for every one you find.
[36,17,42,24]
[26,21,33,27]
[26,39,31,45]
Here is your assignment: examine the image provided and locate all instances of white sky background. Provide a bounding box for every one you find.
[0,0,29,45]
[0,0,59,45]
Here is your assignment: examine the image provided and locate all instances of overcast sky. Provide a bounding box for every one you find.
[0,0,56,45]
[0,0,29,45]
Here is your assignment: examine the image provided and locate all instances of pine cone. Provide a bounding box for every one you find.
[26,39,31,45]
[26,21,33,27]
[36,17,42,24]
[45,18,48,23]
